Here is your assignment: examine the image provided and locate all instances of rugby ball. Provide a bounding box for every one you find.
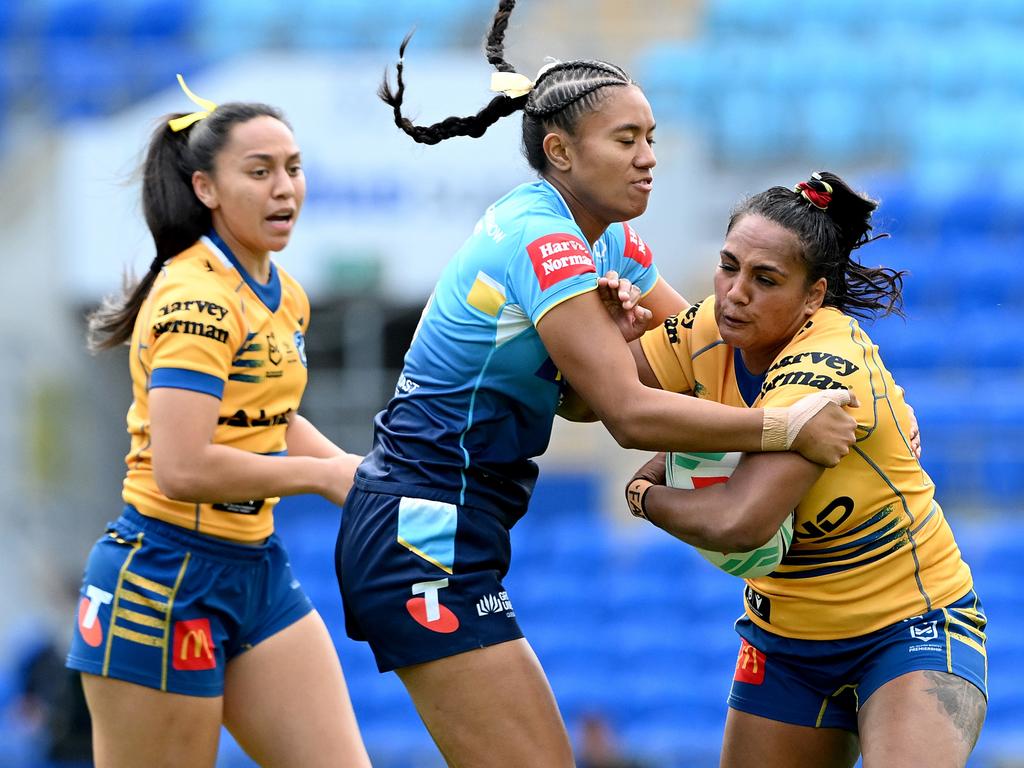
[665,451,794,579]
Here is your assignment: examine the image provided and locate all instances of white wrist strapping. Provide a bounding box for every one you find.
[761,389,853,451]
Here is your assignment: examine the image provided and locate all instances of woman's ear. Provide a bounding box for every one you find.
[192,170,218,210]
[542,130,573,173]
[805,277,827,316]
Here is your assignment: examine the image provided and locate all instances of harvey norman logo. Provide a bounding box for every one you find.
[527,233,596,291]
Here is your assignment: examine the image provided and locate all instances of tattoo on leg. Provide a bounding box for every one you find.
[922,671,986,748]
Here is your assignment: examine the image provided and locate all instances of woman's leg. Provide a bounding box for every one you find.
[222,611,371,768]
[720,708,860,768]
[858,670,986,768]
[395,638,573,768]
[81,673,222,768]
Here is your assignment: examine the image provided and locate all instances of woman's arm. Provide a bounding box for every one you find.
[633,451,822,552]
[150,388,355,506]
[639,275,689,325]
[285,413,364,500]
[537,290,856,465]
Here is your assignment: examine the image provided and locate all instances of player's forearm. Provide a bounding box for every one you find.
[601,387,765,453]
[642,483,767,551]
[153,445,335,503]
[285,413,347,458]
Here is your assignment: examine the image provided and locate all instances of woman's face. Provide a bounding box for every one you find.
[193,115,305,262]
[557,84,656,227]
[713,214,826,374]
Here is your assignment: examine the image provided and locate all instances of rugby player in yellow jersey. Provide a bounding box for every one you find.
[624,172,985,768]
[65,78,370,767]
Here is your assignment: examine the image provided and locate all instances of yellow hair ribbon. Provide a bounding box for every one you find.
[490,71,535,99]
[168,74,218,132]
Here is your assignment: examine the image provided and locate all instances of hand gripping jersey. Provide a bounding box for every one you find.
[358,180,659,522]
[122,233,310,542]
[640,297,974,640]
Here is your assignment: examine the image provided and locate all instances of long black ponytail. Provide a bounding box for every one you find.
[87,101,286,351]
[728,171,906,320]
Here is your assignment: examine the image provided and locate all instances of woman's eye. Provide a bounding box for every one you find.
[250,168,268,178]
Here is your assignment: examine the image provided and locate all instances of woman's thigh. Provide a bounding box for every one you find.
[396,638,573,768]
[222,611,371,768]
[81,673,222,768]
[720,707,859,768]
[858,670,986,768]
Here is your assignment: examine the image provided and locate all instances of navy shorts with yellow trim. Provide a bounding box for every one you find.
[66,506,313,696]
[336,484,524,672]
[726,589,987,732]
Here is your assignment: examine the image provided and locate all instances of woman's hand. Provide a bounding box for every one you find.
[321,453,363,507]
[783,390,860,467]
[597,271,653,343]
[630,451,667,487]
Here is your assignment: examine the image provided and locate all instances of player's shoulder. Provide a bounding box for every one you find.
[761,307,868,399]
[785,306,868,353]
[680,295,717,333]
[600,221,653,268]
[148,242,241,312]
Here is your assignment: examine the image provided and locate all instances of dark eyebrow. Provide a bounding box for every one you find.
[720,249,787,276]
[612,123,655,133]
[243,152,302,162]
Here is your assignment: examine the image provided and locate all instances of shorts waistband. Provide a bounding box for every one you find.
[353,476,526,530]
[119,506,272,562]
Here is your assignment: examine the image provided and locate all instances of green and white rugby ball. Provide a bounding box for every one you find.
[665,451,794,579]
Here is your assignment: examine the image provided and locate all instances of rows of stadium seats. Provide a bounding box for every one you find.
[851,173,1024,511]
[0,0,494,129]
[230,485,1023,768]
[637,3,1024,180]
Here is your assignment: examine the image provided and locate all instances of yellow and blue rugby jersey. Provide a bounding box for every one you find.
[640,297,973,640]
[358,180,660,521]
[122,233,310,542]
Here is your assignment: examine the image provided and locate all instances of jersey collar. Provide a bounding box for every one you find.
[733,347,768,407]
[202,231,281,312]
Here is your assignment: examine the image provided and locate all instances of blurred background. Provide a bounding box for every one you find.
[1,0,1022,766]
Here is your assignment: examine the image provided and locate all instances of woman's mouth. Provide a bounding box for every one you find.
[266,211,295,232]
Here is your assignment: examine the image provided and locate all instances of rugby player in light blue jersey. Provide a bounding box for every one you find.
[335,2,859,766]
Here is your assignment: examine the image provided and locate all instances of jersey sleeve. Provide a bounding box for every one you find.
[507,219,599,324]
[606,221,659,296]
[143,275,244,400]
[638,301,702,394]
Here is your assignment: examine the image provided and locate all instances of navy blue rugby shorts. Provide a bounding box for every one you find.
[336,484,524,672]
[66,506,313,696]
[727,589,987,731]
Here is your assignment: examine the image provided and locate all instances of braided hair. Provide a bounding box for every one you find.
[378,0,635,172]
[727,171,906,320]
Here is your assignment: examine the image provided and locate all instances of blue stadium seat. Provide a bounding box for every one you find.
[40,41,134,120]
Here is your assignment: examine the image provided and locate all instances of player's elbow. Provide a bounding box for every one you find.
[599,412,648,449]
[715,503,778,553]
[152,459,204,502]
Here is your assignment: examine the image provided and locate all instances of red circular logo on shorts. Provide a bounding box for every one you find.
[77,598,103,648]
[405,597,460,633]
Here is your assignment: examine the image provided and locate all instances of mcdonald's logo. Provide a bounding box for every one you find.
[172,618,217,671]
[733,638,766,685]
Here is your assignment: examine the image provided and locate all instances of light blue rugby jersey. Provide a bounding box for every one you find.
[358,180,659,522]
